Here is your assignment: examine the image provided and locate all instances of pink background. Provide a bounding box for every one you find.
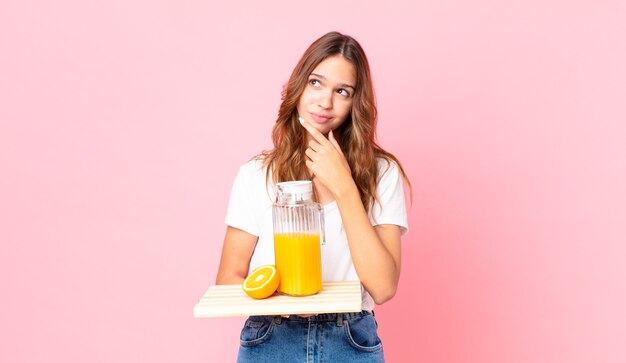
[1,1,625,362]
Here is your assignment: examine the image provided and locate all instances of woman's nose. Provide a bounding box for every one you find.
[317,90,333,109]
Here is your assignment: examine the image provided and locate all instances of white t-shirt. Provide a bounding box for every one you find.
[224,157,408,311]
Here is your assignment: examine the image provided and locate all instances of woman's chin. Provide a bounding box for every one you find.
[311,124,330,136]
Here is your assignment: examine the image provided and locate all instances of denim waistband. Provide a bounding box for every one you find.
[271,310,373,325]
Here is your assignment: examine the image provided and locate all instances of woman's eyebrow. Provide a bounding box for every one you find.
[310,73,355,90]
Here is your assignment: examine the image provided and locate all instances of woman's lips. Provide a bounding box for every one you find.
[310,113,331,123]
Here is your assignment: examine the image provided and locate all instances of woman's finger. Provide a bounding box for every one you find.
[308,139,321,152]
[305,147,317,161]
[299,117,329,145]
[328,130,343,154]
[305,159,315,174]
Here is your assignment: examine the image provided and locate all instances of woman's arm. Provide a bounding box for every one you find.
[334,182,402,305]
[300,118,402,304]
[215,226,258,285]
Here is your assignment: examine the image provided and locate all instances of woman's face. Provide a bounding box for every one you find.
[297,55,356,136]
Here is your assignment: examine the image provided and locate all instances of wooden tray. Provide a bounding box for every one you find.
[194,281,362,317]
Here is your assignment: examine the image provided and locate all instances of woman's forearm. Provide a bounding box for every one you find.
[334,182,402,305]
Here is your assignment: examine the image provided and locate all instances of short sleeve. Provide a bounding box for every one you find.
[224,163,260,236]
[369,159,409,236]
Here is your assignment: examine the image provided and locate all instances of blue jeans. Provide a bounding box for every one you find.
[237,311,384,362]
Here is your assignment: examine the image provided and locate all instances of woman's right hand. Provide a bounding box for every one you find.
[299,118,355,199]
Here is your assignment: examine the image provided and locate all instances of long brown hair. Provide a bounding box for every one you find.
[261,31,411,211]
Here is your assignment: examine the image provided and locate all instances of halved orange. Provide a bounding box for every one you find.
[242,265,280,299]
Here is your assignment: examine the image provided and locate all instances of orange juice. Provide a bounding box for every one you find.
[274,233,322,296]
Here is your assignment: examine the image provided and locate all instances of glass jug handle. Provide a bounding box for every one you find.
[318,205,326,245]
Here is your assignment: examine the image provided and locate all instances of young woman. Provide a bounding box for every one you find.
[216,31,410,362]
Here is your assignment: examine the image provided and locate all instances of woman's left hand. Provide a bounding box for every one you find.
[299,118,353,197]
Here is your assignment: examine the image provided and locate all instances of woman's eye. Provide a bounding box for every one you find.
[309,79,321,87]
[337,89,350,97]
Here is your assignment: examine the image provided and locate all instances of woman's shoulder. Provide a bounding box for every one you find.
[233,156,275,201]
[237,156,268,176]
[375,156,400,175]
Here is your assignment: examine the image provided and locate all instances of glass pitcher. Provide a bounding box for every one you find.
[273,181,325,296]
